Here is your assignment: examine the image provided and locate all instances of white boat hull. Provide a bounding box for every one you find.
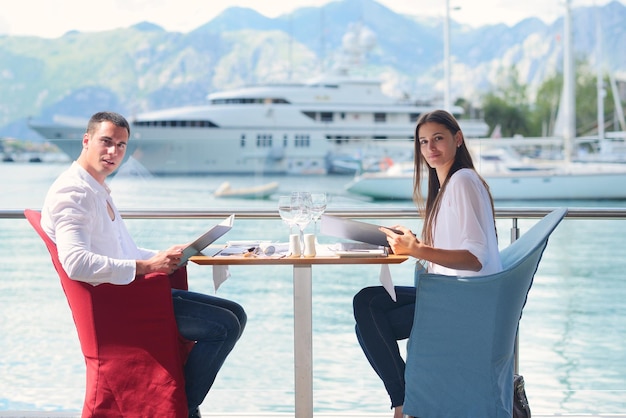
[213,181,279,199]
[32,122,329,175]
[346,165,626,201]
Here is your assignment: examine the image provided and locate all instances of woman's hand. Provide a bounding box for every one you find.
[381,226,482,271]
[380,225,419,256]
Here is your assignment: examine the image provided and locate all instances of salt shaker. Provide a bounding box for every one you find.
[289,234,301,257]
[303,234,316,257]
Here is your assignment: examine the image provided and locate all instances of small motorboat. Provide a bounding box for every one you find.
[213,181,279,199]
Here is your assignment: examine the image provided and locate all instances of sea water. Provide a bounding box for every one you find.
[1,162,625,414]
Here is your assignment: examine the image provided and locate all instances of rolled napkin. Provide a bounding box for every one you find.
[259,242,290,256]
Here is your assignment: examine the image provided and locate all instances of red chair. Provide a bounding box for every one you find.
[25,209,192,418]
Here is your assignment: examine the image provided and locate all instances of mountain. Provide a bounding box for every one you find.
[1,0,625,141]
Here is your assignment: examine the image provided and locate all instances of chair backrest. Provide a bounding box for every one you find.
[24,209,190,417]
[497,207,568,320]
[24,209,99,349]
[403,208,567,418]
[25,209,74,283]
[500,207,568,271]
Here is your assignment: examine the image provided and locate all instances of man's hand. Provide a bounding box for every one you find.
[136,246,184,276]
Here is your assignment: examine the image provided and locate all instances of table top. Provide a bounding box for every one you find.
[189,254,409,266]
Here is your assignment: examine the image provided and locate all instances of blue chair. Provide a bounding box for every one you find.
[403,208,567,418]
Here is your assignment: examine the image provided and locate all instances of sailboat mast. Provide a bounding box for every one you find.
[562,0,576,162]
[596,8,605,141]
[443,0,452,112]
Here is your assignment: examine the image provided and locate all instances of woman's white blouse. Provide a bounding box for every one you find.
[429,168,503,277]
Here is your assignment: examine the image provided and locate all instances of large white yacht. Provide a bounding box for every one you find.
[29,71,489,176]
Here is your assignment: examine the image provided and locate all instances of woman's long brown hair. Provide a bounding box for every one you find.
[412,110,495,246]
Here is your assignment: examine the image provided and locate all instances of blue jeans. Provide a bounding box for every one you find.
[353,286,415,409]
[171,289,246,411]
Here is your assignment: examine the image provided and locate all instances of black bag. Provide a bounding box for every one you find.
[513,374,531,418]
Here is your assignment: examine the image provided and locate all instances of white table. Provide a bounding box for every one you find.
[190,253,408,418]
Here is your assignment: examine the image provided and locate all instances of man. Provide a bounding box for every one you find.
[41,111,246,417]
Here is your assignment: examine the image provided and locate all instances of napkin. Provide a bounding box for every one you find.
[259,242,290,256]
[379,264,396,302]
[213,265,231,292]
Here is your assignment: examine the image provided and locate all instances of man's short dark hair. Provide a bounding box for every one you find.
[86,111,130,137]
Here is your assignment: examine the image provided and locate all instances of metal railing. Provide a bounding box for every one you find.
[3,207,626,220]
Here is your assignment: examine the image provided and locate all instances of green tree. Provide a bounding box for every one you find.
[481,58,622,139]
[530,73,562,136]
[574,60,620,136]
[532,58,618,137]
[454,97,471,119]
[481,66,532,137]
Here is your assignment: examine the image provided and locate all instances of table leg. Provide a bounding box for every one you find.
[293,264,313,418]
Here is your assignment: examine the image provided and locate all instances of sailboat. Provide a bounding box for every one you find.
[572,8,626,164]
[345,0,626,201]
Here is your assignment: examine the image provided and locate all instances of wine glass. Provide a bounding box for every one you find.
[310,193,327,236]
[278,195,295,236]
[291,192,312,249]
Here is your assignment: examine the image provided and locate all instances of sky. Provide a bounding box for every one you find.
[0,0,622,39]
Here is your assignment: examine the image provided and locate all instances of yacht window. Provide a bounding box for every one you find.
[302,112,316,120]
[374,113,386,123]
[294,134,310,147]
[410,113,421,123]
[320,112,333,122]
[256,134,273,147]
[133,120,218,128]
[482,155,503,162]
[211,97,290,105]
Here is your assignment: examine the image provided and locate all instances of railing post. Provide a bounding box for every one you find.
[510,217,520,243]
[511,217,521,375]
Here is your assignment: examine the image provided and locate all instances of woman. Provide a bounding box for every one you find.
[353,110,502,418]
